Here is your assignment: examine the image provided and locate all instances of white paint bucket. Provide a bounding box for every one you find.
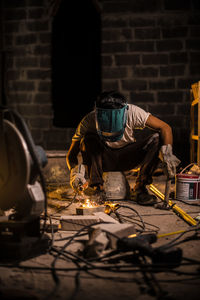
[176,173,200,201]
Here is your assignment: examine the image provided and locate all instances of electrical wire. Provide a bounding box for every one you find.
[175,198,200,207]
[156,226,200,250]
[50,221,120,285]
[50,191,78,215]
[140,255,166,298]
[110,204,160,235]
[114,211,160,233]
[1,186,200,298]
[117,204,146,230]
[42,199,200,300]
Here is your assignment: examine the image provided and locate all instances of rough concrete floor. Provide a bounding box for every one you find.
[0,154,200,300]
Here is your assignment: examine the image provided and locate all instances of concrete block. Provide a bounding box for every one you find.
[83,228,109,258]
[94,223,136,249]
[93,212,119,224]
[60,215,100,231]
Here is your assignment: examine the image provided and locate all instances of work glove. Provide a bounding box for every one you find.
[70,164,87,192]
[160,144,181,178]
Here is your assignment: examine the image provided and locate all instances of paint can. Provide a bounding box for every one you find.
[176,173,200,201]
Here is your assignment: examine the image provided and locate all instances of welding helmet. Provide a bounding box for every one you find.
[95,91,128,142]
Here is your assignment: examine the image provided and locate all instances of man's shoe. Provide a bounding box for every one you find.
[131,186,157,206]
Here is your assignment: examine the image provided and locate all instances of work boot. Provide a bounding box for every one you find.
[131,186,157,206]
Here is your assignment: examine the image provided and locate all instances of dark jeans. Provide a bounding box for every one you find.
[80,133,161,188]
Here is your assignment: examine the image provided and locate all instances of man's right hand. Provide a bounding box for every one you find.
[70,164,87,192]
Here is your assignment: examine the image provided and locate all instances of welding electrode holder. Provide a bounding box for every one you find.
[104,202,120,214]
[117,233,157,256]
[77,181,89,193]
[117,234,182,267]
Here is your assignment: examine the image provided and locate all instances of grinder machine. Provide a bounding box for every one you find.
[0,107,48,260]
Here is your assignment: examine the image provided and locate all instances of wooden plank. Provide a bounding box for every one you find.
[198,85,200,166]
[190,90,195,163]
[191,82,198,99]
[191,135,198,140]
[190,82,200,165]
[191,98,199,106]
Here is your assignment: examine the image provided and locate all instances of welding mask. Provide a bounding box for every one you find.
[95,104,128,142]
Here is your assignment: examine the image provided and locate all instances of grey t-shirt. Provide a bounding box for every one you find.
[72,104,150,148]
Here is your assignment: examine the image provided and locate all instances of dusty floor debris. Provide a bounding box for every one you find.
[0,172,200,300]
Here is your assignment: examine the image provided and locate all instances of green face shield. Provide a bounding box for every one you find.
[95,105,128,142]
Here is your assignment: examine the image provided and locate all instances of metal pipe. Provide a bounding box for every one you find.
[149,184,197,226]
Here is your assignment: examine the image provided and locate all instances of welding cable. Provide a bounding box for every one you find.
[161,232,200,250]
[2,260,200,276]
[175,198,200,207]
[49,191,77,217]
[50,222,199,282]
[51,246,96,268]
[140,255,166,298]
[111,212,146,232]
[69,271,81,300]
[45,247,83,300]
[0,262,146,274]
[51,247,83,300]
[182,256,200,265]
[56,247,103,300]
[113,210,124,223]
[155,275,200,283]
[57,240,199,277]
[78,256,200,293]
[48,248,157,286]
[115,212,160,233]
[84,270,143,284]
[155,226,200,251]
[50,221,119,284]
[113,204,144,223]
[83,266,141,283]
[113,213,145,230]
[2,258,200,283]
[161,269,200,276]
[117,204,146,231]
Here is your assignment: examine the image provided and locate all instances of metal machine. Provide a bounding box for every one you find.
[0,107,48,260]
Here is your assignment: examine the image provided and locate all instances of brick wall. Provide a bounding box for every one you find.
[0,0,74,150]
[1,0,200,164]
[101,0,200,163]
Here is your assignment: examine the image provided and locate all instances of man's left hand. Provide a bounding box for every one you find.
[160,144,181,178]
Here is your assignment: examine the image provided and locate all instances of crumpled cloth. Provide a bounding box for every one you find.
[70,164,87,191]
[159,144,181,178]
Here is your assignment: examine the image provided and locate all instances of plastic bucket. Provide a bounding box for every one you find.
[176,173,200,201]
